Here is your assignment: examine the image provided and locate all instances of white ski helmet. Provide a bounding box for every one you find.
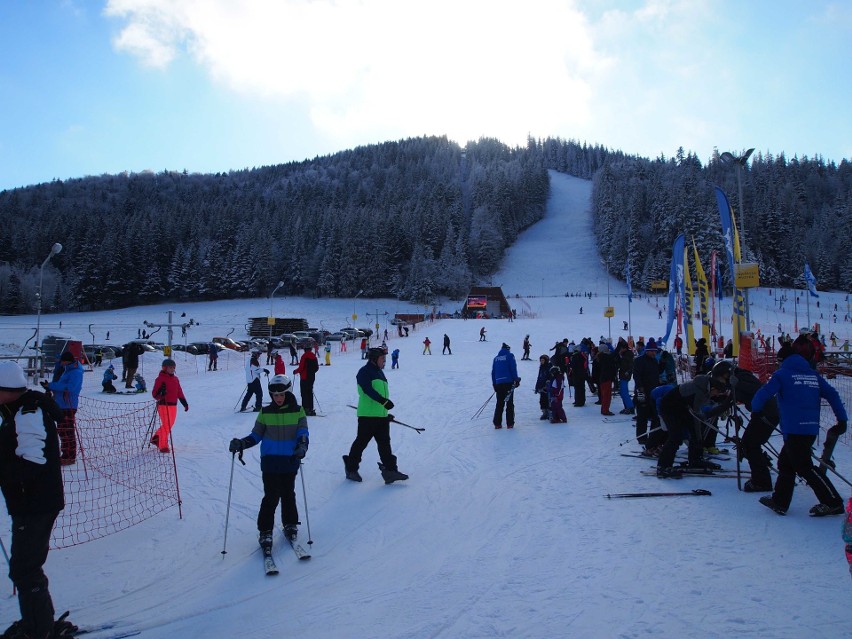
[268,374,292,393]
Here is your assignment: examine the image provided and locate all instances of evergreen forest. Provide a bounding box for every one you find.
[0,135,849,314]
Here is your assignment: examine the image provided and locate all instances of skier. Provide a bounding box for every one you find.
[548,365,567,423]
[534,355,552,420]
[633,338,665,455]
[151,358,189,454]
[360,337,368,359]
[569,348,588,407]
[479,327,486,342]
[752,335,847,516]
[102,364,118,393]
[46,351,83,465]
[491,343,521,429]
[324,342,332,366]
[442,334,451,355]
[228,374,309,553]
[293,345,319,416]
[274,351,286,375]
[208,343,218,371]
[594,342,617,416]
[0,361,78,639]
[288,341,298,366]
[522,335,531,361]
[343,347,408,484]
[423,337,432,355]
[616,338,635,415]
[391,348,400,369]
[133,373,147,393]
[655,364,733,478]
[240,351,264,413]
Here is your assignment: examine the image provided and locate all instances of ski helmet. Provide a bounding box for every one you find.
[162,358,176,368]
[268,374,292,393]
[711,359,734,381]
[367,347,386,364]
[791,334,815,361]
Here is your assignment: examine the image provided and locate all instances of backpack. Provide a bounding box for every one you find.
[732,367,763,408]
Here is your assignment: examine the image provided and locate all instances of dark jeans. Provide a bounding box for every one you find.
[300,379,314,413]
[635,399,664,448]
[257,472,298,532]
[241,378,263,411]
[657,402,703,468]
[10,511,58,639]
[58,408,77,461]
[347,417,397,471]
[772,434,842,511]
[493,383,515,427]
[572,380,586,406]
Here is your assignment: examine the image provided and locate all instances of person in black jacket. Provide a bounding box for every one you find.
[569,350,587,407]
[0,361,77,639]
[633,338,665,454]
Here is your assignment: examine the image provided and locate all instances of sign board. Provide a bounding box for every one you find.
[466,295,488,309]
[375,323,380,331]
[650,280,668,292]
[267,316,275,326]
[163,345,172,357]
[604,306,615,318]
[352,313,358,321]
[734,263,760,288]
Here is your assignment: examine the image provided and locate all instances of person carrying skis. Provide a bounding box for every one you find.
[751,334,847,516]
[343,347,408,484]
[534,355,552,420]
[548,366,567,423]
[0,361,78,639]
[151,358,189,453]
[293,345,319,416]
[491,343,521,429]
[229,374,309,548]
[45,351,83,465]
[241,350,265,413]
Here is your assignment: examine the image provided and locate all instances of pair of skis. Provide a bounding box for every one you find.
[263,530,311,576]
[606,489,711,499]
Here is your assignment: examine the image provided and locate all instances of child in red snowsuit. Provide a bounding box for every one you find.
[151,358,188,453]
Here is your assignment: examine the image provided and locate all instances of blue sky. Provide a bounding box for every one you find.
[1,0,850,190]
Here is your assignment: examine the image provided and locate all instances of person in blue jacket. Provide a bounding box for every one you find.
[491,343,521,429]
[46,351,83,465]
[751,335,847,516]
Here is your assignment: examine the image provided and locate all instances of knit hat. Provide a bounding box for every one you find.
[0,361,27,392]
[60,351,75,363]
[645,338,658,352]
[501,343,511,350]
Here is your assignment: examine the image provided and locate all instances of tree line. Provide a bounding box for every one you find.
[0,135,849,315]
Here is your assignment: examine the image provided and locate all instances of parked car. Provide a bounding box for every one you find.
[356,327,374,337]
[212,337,247,352]
[83,344,117,362]
[186,342,224,355]
[308,330,329,345]
[326,332,347,342]
[127,339,161,352]
[390,318,407,326]
[339,328,363,340]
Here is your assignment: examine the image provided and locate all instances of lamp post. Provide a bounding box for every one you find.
[353,289,364,322]
[35,242,62,378]
[720,148,755,329]
[269,280,284,341]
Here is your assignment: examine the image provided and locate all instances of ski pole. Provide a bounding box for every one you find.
[313,391,323,414]
[142,403,158,451]
[472,392,494,420]
[233,388,247,412]
[299,462,313,548]
[606,489,712,499]
[733,414,742,491]
[221,452,237,557]
[346,405,425,432]
[0,534,14,594]
[617,424,664,447]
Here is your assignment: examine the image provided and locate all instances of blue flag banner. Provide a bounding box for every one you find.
[625,260,633,303]
[661,234,684,346]
[714,186,745,355]
[804,262,819,298]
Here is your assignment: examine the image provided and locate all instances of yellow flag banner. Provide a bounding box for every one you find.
[683,244,695,354]
[692,238,711,344]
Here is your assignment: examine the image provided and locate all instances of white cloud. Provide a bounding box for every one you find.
[104,0,608,148]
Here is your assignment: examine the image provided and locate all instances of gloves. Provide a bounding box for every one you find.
[263,368,270,375]
[387,413,395,422]
[383,399,395,410]
[157,384,167,398]
[830,420,848,437]
[180,398,189,412]
[293,436,308,459]
[513,378,521,388]
[229,438,244,453]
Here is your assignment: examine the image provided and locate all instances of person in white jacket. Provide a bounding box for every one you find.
[240,351,266,412]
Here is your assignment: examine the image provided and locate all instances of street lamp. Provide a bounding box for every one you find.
[353,289,364,321]
[35,242,63,379]
[720,148,755,328]
[269,280,284,341]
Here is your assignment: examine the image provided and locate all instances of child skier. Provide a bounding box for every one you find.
[151,358,189,453]
[548,366,567,423]
[391,348,400,369]
[133,373,146,393]
[102,364,118,393]
[534,355,551,420]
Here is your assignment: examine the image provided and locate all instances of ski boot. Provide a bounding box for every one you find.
[656,466,683,479]
[342,455,362,482]
[809,503,844,517]
[759,495,786,515]
[283,524,298,541]
[379,463,409,484]
[743,479,772,493]
[258,530,273,549]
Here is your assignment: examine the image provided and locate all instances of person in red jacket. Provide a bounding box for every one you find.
[274,352,286,376]
[293,346,319,416]
[150,358,189,453]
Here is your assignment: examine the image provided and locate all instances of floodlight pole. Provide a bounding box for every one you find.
[35,242,63,379]
[269,281,284,341]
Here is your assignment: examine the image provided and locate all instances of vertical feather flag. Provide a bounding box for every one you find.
[804,263,819,298]
[693,239,711,344]
[683,243,695,354]
[714,187,745,356]
[661,234,685,346]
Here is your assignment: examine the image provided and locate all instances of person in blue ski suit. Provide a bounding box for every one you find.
[46,352,83,464]
[751,335,847,516]
[491,343,520,429]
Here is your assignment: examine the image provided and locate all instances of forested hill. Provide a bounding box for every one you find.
[1,136,849,314]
